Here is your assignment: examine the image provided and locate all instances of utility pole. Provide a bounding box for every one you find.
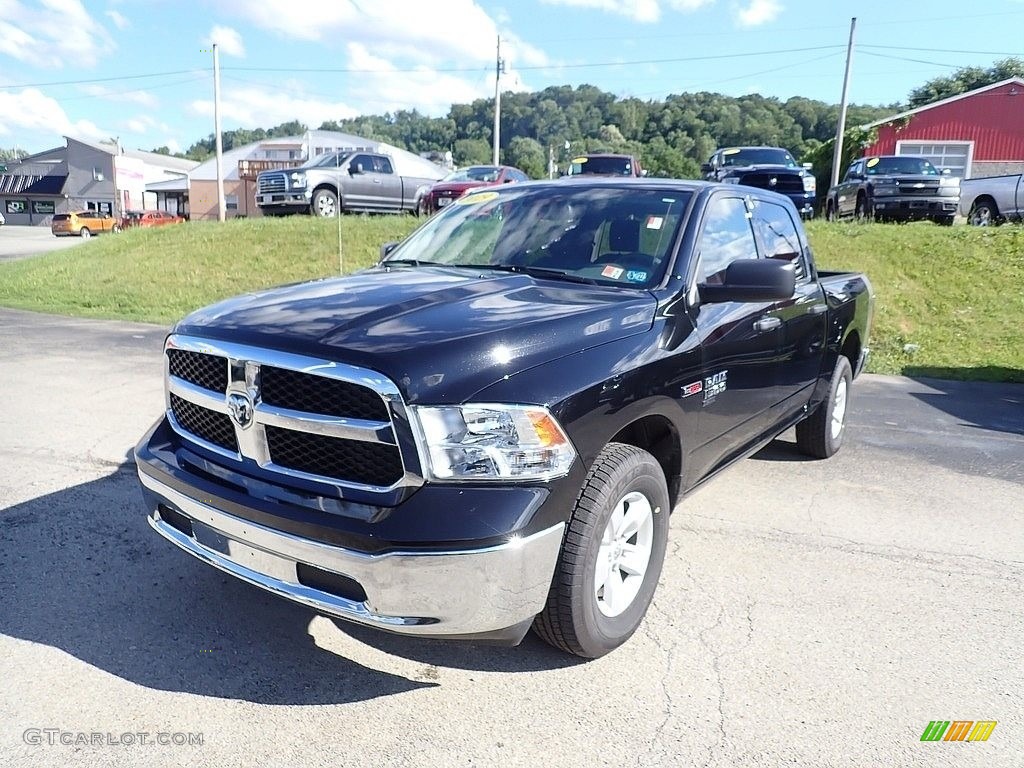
[830,17,857,190]
[492,35,504,166]
[213,43,226,222]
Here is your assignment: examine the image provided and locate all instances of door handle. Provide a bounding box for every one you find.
[753,316,782,332]
[372,178,382,184]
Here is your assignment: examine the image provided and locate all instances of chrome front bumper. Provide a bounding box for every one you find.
[139,472,564,640]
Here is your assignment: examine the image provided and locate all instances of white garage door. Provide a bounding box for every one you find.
[896,141,973,179]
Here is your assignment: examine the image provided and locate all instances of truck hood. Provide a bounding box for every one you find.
[173,266,657,404]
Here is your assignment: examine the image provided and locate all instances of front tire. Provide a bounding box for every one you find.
[311,189,339,218]
[79,227,92,239]
[855,195,871,222]
[533,443,670,658]
[796,356,853,459]
[825,201,836,221]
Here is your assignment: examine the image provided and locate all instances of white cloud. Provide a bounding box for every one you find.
[735,0,782,26]
[344,42,526,116]
[540,0,714,22]
[189,86,358,129]
[540,0,661,22]
[0,0,115,67]
[82,84,158,108]
[105,9,129,29]
[123,114,172,135]
[223,0,548,68]
[0,88,106,141]
[162,138,182,154]
[205,25,246,58]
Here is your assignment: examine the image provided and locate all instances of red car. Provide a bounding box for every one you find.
[121,210,185,229]
[420,165,529,214]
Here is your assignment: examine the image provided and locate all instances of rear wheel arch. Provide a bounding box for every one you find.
[840,329,861,373]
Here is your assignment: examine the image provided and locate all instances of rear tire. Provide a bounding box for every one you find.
[796,356,853,459]
[968,199,998,226]
[533,443,670,658]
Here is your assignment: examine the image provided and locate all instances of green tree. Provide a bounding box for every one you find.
[504,136,546,178]
[908,57,1024,107]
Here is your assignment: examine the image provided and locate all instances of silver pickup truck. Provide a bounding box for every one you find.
[960,173,1024,225]
[256,151,440,217]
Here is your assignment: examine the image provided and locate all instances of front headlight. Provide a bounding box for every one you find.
[722,176,740,184]
[290,172,307,188]
[802,175,816,193]
[413,404,576,481]
[939,175,960,188]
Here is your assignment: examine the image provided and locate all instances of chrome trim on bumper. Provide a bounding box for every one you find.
[140,471,565,636]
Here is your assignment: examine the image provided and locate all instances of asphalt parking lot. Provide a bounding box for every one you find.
[0,224,82,264]
[1,308,1021,768]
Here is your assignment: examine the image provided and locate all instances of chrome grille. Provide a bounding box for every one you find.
[897,183,940,195]
[265,426,403,487]
[163,336,420,492]
[169,393,238,451]
[258,172,287,194]
[168,349,228,392]
[260,365,388,421]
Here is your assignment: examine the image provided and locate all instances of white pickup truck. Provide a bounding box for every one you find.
[960,173,1024,225]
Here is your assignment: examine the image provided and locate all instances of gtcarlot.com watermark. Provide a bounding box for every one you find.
[23,729,203,747]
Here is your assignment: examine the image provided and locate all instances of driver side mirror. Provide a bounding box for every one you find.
[700,162,713,175]
[350,163,364,175]
[379,241,400,260]
[699,259,796,303]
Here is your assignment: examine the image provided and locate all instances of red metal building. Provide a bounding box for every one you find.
[863,77,1024,179]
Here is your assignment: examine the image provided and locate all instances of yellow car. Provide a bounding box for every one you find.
[51,211,121,238]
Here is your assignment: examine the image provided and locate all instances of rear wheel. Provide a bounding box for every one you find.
[79,227,92,239]
[968,198,998,226]
[796,356,853,459]
[533,443,670,658]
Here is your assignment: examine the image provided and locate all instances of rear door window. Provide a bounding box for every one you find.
[751,200,809,281]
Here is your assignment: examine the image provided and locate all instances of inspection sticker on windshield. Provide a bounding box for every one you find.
[572,157,588,164]
[601,265,624,279]
[626,270,648,282]
[456,191,499,205]
[645,215,664,230]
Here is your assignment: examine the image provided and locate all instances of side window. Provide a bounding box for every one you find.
[373,156,394,174]
[698,197,757,286]
[751,200,808,281]
[843,161,861,182]
[351,154,372,173]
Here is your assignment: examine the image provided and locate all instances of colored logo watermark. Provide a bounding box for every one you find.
[920,721,997,742]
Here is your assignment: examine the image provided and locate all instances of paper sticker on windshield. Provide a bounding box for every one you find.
[455,191,498,205]
[601,265,624,279]
[572,157,588,164]
[866,158,880,168]
[723,148,741,155]
[645,215,664,230]
[626,270,648,282]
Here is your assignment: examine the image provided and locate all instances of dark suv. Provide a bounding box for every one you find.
[702,146,816,219]
[566,153,643,178]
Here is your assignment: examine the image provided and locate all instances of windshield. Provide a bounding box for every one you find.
[383,186,691,289]
[568,156,634,176]
[443,166,501,183]
[720,148,797,168]
[865,157,939,176]
[310,152,352,168]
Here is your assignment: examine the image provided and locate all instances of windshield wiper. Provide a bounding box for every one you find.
[453,263,600,285]
[381,258,444,268]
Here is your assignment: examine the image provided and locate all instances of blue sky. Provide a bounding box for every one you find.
[1,0,1023,155]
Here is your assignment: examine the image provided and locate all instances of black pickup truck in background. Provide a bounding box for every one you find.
[825,155,961,225]
[136,179,873,658]
[702,146,817,219]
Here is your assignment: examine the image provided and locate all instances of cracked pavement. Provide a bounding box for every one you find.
[1,308,1022,767]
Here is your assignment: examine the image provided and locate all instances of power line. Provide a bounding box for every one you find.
[0,69,207,90]
[860,44,1023,57]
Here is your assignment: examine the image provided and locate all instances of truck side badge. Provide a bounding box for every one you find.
[681,381,703,398]
[703,371,728,405]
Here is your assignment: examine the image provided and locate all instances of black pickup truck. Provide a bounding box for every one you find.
[135,179,873,658]
[702,146,817,219]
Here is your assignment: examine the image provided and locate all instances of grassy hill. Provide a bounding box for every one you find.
[0,216,1021,382]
